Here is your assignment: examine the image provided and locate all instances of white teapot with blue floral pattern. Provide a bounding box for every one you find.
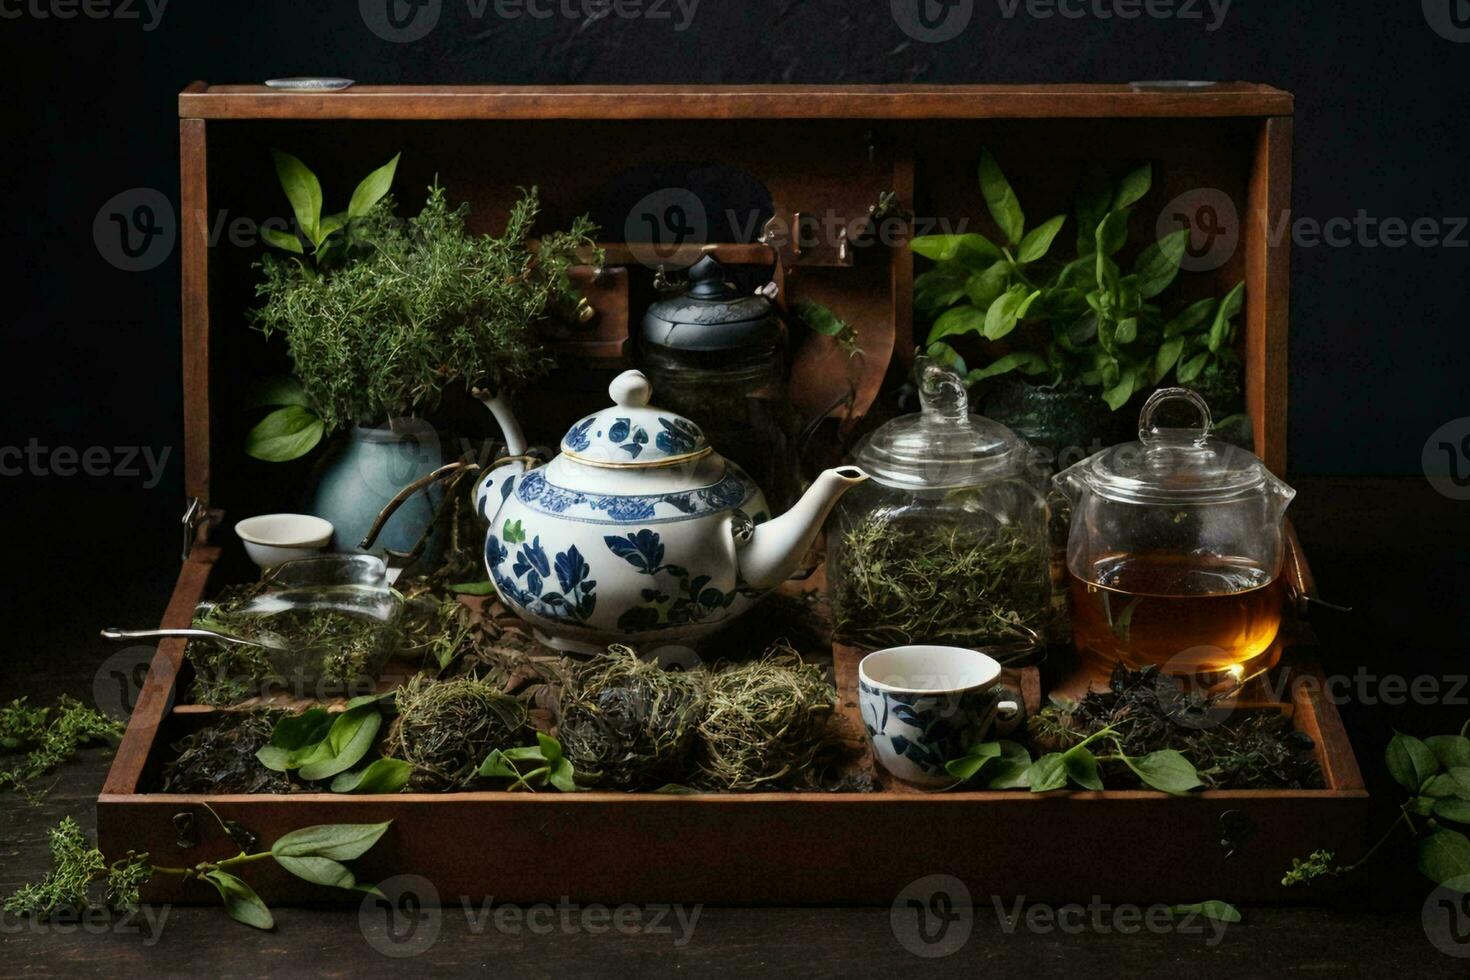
[474,370,867,653]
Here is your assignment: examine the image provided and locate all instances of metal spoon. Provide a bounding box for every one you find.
[100,627,289,652]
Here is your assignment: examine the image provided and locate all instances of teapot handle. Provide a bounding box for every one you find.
[1139,387,1213,445]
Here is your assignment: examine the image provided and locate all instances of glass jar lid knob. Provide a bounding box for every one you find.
[1139,387,1213,448]
[918,358,970,425]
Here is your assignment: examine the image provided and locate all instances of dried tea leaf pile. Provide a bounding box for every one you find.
[833,512,1050,651]
[557,645,705,789]
[384,674,530,790]
[1029,665,1323,790]
[161,712,295,795]
[694,645,841,791]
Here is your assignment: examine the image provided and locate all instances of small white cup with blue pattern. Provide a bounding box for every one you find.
[859,645,1024,786]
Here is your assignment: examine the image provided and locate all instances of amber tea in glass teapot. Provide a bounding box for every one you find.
[1053,389,1296,681]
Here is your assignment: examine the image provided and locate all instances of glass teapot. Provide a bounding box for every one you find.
[1053,388,1296,680]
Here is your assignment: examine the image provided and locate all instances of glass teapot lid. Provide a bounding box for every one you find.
[560,370,712,467]
[1075,388,1284,503]
[851,359,1030,490]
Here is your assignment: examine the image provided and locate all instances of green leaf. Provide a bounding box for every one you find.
[1164,297,1217,338]
[1170,901,1241,924]
[297,707,382,782]
[1427,736,1470,770]
[1115,317,1139,345]
[271,821,393,861]
[1017,215,1066,264]
[1424,774,1467,799]
[1062,746,1104,791]
[928,304,987,345]
[967,351,1049,383]
[1154,337,1187,383]
[982,287,1040,341]
[1208,281,1246,352]
[1075,170,1113,255]
[1103,366,1141,411]
[925,342,967,376]
[1418,829,1470,886]
[1434,798,1470,824]
[1177,352,1209,383]
[1026,753,1069,793]
[1126,750,1204,795]
[964,261,1012,309]
[1095,210,1129,258]
[479,750,518,779]
[243,376,310,410]
[348,152,400,220]
[245,405,324,462]
[910,233,1004,266]
[984,741,1035,789]
[795,298,849,338]
[1056,255,1095,290]
[331,757,413,795]
[256,708,335,771]
[945,742,1003,782]
[1132,228,1190,299]
[978,150,1025,246]
[547,758,578,793]
[1387,732,1440,793]
[1408,795,1439,816]
[274,854,357,889]
[261,227,304,254]
[535,732,563,765]
[202,870,274,930]
[1112,163,1153,211]
[450,581,497,596]
[914,265,971,314]
[270,149,323,244]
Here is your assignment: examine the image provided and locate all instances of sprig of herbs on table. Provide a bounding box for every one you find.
[912,148,1245,411]
[1283,725,1470,891]
[946,725,1205,795]
[3,813,394,931]
[0,696,123,799]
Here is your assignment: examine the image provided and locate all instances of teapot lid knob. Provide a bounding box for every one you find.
[609,370,653,408]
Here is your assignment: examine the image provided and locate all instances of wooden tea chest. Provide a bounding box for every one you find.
[98,83,1366,905]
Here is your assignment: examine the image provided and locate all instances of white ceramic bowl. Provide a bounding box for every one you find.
[235,514,334,570]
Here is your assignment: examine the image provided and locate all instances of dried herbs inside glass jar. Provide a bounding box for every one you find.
[828,359,1052,654]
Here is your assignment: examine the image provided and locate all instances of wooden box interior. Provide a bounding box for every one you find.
[98,84,1359,906]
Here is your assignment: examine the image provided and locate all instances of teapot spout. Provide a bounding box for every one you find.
[473,388,528,457]
[736,466,868,590]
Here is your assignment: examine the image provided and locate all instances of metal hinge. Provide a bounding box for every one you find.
[181,496,215,561]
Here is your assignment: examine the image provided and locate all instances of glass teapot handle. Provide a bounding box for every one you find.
[1139,387,1213,446]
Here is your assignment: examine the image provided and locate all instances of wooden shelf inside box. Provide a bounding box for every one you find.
[102,545,1368,907]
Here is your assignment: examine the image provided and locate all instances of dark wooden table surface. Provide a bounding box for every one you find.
[2,476,1467,977]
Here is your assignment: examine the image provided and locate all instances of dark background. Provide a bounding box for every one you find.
[0,0,1467,952]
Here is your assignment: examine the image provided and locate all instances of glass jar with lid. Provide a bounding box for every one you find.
[1053,388,1296,682]
[826,359,1052,660]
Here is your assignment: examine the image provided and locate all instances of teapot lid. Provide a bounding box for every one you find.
[642,255,781,355]
[1077,388,1281,503]
[851,359,1030,489]
[560,370,712,468]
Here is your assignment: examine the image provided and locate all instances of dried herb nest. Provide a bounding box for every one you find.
[832,512,1051,651]
[383,674,530,790]
[694,645,840,791]
[557,645,706,790]
[160,712,294,795]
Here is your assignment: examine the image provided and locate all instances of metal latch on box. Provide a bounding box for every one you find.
[181,497,223,561]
